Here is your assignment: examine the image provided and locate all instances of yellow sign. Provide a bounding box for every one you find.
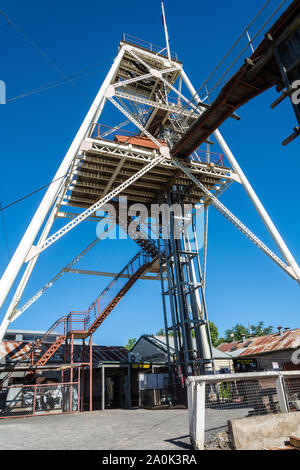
[132,364,150,369]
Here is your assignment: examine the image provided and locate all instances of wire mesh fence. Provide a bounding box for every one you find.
[0,382,79,418]
[204,377,280,441]
[283,374,300,412]
[188,371,300,449]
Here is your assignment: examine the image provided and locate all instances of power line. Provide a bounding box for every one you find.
[0,166,81,213]
[0,202,11,261]
[0,131,141,213]
[7,59,113,103]
[0,9,99,104]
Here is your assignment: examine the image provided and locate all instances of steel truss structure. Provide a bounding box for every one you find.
[158,186,214,377]
[0,30,299,379]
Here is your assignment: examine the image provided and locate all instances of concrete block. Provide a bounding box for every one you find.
[229,412,300,450]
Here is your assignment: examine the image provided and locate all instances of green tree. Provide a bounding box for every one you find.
[250,321,273,337]
[155,328,165,336]
[223,321,273,342]
[224,323,249,342]
[125,338,137,351]
[208,321,219,348]
[153,322,220,347]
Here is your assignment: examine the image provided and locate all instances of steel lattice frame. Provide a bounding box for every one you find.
[0,36,299,361]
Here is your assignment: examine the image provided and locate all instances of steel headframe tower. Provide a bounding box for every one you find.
[0,30,299,378]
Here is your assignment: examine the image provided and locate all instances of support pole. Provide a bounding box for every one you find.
[70,334,74,412]
[202,203,208,293]
[0,46,126,340]
[90,335,93,412]
[101,365,105,411]
[161,2,171,62]
[194,382,205,450]
[180,69,300,285]
[127,365,131,408]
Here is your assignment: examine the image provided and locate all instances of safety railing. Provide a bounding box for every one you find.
[91,123,138,142]
[189,149,227,167]
[184,0,291,106]
[64,311,90,336]
[0,380,80,418]
[87,249,152,322]
[63,249,152,337]
[90,123,167,150]
[122,34,178,61]
[187,370,300,449]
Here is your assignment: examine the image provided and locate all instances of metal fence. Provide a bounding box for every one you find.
[187,371,300,449]
[0,382,79,418]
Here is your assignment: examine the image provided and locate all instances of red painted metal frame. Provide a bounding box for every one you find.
[1,377,81,419]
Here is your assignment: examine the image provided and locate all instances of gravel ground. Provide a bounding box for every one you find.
[205,406,253,441]
[0,408,191,450]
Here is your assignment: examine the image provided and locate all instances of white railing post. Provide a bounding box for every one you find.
[187,380,195,439]
[275,373,289,413]
[194,381,206,450]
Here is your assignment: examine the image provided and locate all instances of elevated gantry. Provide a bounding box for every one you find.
[0,3,299,377]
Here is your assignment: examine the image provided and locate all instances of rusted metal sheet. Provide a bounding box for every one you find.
[114,135,166,150]
[218,329,300,357]
[0,340,129,365]
[0,341,32,361]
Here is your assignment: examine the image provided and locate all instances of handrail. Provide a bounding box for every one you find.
[64,249,153,335]
[122,33,178,61]
[187,370,300,383]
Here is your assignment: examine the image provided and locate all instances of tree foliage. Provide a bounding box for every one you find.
[125,338,137,351]
[208,321,219,348]
[223,321,273,343]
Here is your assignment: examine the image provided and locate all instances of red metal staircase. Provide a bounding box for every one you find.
[29,248,157,366]
[34,334,66,366]
[88,255,155,335]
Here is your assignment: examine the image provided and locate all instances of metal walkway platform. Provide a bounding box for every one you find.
[173,0,300,158]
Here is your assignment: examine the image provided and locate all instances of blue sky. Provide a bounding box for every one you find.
[0,0,299,346]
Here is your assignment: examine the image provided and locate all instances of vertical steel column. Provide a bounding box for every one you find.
[70,334,74,412]
[158,238,172,371]
[158,187,213,378]
[202,204,208,294]
[89,335,93,412]
[101,364,105,411]
[78,366,81,412]
[127,365,131,408]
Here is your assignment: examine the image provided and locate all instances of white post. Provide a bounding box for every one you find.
[161,2,171,62]
[187,381,195,439]
[275,373,289,413]
[0,46,126,338]
[194,381,205,450]
[180,69,300,285]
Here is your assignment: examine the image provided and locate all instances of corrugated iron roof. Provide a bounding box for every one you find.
[0,340,128,365]
[218,329,300,357]
[147,335,232,360]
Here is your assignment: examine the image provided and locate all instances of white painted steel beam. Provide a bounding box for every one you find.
[180,69,300,285]
[10,223,116,322]
[173,157,296,280]
[114,90,198,118]
[65,268,160,280]
[26,152,167,261]
[0,46,126,341]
